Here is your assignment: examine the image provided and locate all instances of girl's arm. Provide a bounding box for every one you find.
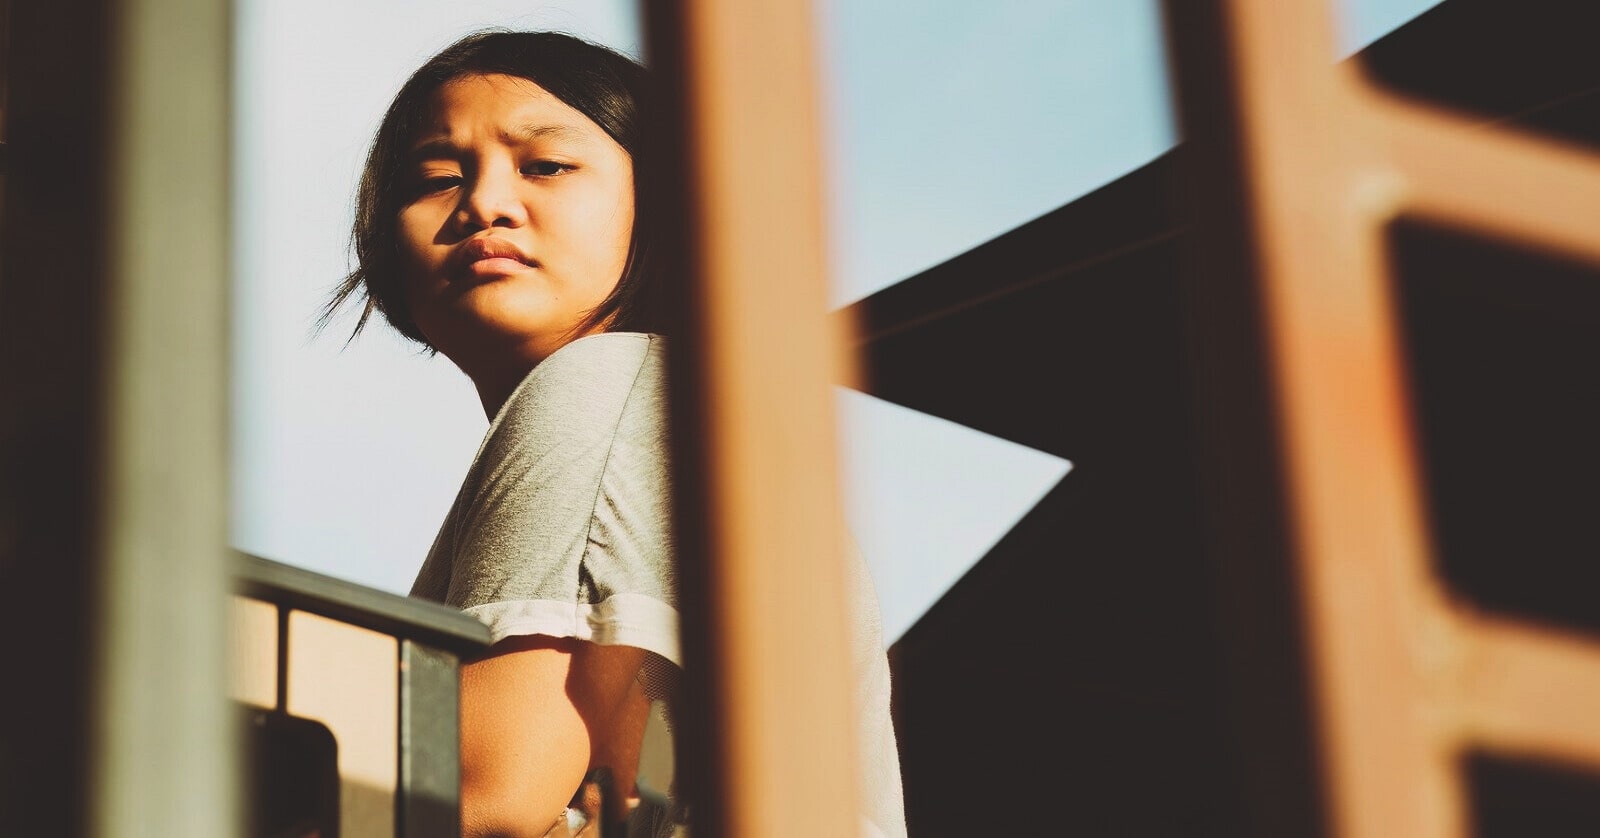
[458,635,648,838]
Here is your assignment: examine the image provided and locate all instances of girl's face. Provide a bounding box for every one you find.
[398,73,635,373]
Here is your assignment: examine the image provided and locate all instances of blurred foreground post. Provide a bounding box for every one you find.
[0,0,233,835]
[644,1,865,836]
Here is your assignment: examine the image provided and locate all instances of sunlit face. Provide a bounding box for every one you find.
[398,73,635,378]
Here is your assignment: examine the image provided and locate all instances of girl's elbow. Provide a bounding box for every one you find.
[459,777,567,838]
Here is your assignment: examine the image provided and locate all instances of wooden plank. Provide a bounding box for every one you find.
[644,1,862,835]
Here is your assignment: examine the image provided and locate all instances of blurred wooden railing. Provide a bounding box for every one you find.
[1163,1,1600,836]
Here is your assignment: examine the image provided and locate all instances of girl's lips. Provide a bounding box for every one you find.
[462,256,533,277]
[451,235,536,277]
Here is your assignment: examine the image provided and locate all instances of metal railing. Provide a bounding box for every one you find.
[232,551,491,838]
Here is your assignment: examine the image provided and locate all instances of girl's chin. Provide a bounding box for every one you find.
[436,314,583,360]
[445,294,566,336]
[411,282,607,359]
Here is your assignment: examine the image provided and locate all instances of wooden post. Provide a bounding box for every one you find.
[644,1,864,835]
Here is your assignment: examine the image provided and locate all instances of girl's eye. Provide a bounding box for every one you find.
[414,175,461,196]
[523,160,571,177]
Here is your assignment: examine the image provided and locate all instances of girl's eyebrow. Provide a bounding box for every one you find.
[408,124,591,160]
[507,123,590,145]
[407,137,459,161]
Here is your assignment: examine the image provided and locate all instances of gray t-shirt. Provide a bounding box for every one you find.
[411,332,907,838]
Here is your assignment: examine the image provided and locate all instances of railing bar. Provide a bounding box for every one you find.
[395,640,462,838]
[1373,91,1600,266]
[276,604,290,713]
[1456,614,1600,762]
[234,552,490,656]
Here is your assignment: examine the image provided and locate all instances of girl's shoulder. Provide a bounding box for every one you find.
[489,332,667,435]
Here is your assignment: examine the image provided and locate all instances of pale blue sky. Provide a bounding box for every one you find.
[232,0,1444,645]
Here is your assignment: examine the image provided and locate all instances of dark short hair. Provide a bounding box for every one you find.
[323,29,662,348]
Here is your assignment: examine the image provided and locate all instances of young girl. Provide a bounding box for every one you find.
[327,30,906,838]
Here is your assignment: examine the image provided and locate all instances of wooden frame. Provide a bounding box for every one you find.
[1163,2,1600,835]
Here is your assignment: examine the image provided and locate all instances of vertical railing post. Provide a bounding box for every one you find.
[94,0,235,834]
[3,0,233,835]
[1158,3,1335,835]
[397,640,465,838]
[0,1,115,830]
[644,1,864,835]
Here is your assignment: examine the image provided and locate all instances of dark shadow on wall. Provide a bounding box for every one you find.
[854,155,1252,837]
[240,703,340,838]
[1389,219,1600,638]
[1358,0,1600,151]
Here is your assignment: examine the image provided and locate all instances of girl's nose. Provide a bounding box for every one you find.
[455,170,528,232]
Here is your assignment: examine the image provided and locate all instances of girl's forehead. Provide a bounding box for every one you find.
[432,74,561,118]
[411,73,598,144]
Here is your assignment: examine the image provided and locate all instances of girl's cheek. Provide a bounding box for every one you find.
[395,222,433,276]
